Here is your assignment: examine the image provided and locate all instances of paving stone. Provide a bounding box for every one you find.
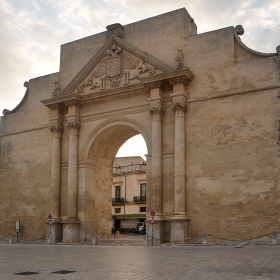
[1,239,280,279]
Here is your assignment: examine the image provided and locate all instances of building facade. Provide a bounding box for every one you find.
[0,8,280,243]
[112,156,146,230]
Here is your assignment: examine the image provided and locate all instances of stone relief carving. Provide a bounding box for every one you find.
[138,59,156,75]
[73,45,162,95]
[174,49,184,69]
[106,23,125,39]
[52,81,61,98]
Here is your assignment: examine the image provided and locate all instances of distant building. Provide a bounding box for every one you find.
[112,156,146,229]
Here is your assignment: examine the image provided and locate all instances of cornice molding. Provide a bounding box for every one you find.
[64,100,81,107]
[56,36,176,98]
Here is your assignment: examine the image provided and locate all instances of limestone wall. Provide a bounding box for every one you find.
[0,8,279,242]
[59,8,196,90]
[0,73,57,239]
[186,89,280,238]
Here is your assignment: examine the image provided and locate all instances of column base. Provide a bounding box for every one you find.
[170,214,189,244]
[146,216,164,244]
[61,218,81,243]
[45,219,63,243]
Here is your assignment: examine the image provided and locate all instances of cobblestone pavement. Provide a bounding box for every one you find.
[1,236,280,280]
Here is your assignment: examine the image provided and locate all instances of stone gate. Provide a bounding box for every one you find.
[1,8,280,243]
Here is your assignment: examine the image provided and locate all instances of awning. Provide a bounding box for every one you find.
[112,214,146,219]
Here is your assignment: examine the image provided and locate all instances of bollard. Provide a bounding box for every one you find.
[272,232,278,246]
[203,234,208,246]
[9,235,14,244]
[92,235,97,245]
[47,234,51,245]
[143,235,148,246]
[116,231,120,239]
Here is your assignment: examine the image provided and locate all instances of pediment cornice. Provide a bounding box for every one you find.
[57,35,177,98]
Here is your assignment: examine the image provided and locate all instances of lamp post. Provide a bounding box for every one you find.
[124,174,127,214]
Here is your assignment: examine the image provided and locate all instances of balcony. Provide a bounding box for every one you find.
[133,196,146,203]
[112,197,125,204]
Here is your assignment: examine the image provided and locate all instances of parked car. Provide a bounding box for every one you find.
[135,222,145,234]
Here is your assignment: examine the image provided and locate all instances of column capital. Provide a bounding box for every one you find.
[172,102,187,113]
[149,105,165,121]
[67,121,81,135]
[48,124,64,138]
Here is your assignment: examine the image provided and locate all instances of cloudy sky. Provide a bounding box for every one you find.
[0,0,279,157]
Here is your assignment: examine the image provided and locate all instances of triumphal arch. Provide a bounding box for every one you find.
[1,8,280,243]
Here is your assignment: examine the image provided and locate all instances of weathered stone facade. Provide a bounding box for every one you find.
[0,8,279,243]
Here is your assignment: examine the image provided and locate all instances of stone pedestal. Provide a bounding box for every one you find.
[62,220,81,243]
[170,216,189,244]
[45,220,63,243]
[50,221,63,243]
[146,217,163,243]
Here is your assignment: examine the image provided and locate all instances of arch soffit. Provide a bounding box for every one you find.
[80,117,151,162]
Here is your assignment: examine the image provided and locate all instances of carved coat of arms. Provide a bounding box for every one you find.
[95,44,135,87]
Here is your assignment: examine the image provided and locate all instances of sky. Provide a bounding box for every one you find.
[0,0,279,158]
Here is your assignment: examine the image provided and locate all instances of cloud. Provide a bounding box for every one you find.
[0,0,279,116]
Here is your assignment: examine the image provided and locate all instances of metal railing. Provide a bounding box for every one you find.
[133,196,146,202]
[112,197,125,204]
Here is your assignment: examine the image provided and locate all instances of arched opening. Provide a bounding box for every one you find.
[80,122,150,240]
[112,135,147,233]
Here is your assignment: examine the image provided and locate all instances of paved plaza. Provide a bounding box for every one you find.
[1,236,280,280]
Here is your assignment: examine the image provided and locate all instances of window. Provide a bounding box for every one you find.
[115,186,121,199]
[140,207,146,212]
[115,208,121,213]
[140,183,146,200]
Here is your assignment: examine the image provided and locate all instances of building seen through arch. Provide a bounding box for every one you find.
[1,8,280,243]
[112,156,146,231]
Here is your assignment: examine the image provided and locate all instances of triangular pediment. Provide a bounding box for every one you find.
[58,36,176,97]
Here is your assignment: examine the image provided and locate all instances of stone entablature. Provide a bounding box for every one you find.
[42,68,194,112]
[1,8,280,245]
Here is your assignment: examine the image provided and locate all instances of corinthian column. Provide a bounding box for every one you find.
[172,102,187,215]
[170,78,189,217]
[169,77,189,244]
[149,103,164,216]
[49,124,63,221]
[66,121,81,219]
